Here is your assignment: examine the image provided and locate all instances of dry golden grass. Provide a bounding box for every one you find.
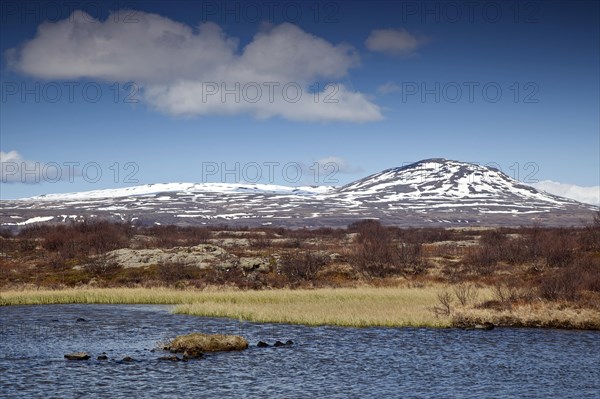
[456,303,600,330]
[0,286,453,327]
[167,333,248,353]
[173,287,453,327]
[2,286,598,329]
[0,287,201,306]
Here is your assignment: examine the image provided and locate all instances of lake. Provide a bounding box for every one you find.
[1,304,598,398]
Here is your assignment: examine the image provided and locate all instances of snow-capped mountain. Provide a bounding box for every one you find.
[1,159,596,228]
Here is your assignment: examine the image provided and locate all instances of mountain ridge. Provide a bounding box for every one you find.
[2,159,596,229]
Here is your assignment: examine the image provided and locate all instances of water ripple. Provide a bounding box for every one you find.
[1,304,599,398]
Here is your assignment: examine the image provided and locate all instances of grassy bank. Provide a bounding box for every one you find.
[173,287,458,327]
[4,286,597,329]
[0,286,462,327]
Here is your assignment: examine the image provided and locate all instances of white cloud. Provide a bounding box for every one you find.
[313,156,362,174]
[9,11,382,122]
[377,81,401,95]
[1,150,80,184]
[1,150,29,183]
[532,180,600,206]
[366,28,428,56]
[294,156,361,185]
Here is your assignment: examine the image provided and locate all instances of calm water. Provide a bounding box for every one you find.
[0,305,598,398]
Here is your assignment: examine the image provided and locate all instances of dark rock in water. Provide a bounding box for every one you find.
[257,341,270,348]
[182,350,203,360]
[474,322,495,331]
[273,340,294,347]
[97,354,108,360]
[64,352,90,360]
[158,355,182,362]
[121,356,135,362]
[75,318,87,323]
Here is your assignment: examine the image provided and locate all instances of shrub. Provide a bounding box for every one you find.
[157,262,201,284]
[535,255,600,301]
[279,250,328,283]
[579,211,600,251]
[250,237,272,249]
[85,254,123,276]
[350,220,399,278]
[453,283,478,306]
[432,291,453,316]
[397,242,426,274]
[462,246,497,276]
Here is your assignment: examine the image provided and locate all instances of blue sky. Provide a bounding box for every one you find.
[1,0,599,204]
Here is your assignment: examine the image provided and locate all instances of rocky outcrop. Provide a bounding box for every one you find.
[99,244,238,269]
[239,257,271,272]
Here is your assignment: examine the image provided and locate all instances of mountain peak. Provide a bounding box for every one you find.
[1,159,595,229]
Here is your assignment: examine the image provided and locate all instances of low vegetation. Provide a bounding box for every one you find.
[0,213,599,329]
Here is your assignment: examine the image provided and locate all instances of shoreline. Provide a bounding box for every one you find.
[2,286,598,330]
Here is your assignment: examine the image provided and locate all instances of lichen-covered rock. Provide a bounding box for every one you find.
[239,257,271,272]
[95,244,238,269]
[166,333,248,354]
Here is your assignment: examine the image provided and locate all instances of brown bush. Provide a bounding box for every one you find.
[397,242,426,274]
[250,237,272,249]
[85,254,123,277]
[579,211,600,251]
[453,283,478,306]
[350,220,399,278]
[535,255,600,301]
[144,225,211,248]
[157,262,202,284]
[279,250,329,284]
[41,221,131,258]
[462,246,497,276]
